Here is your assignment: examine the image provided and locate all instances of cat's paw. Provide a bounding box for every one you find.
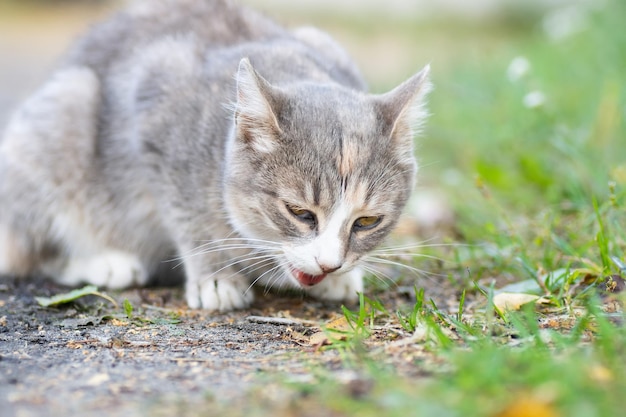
[306,268,364,302]
[57,251,148,289]
[185,276,254,311]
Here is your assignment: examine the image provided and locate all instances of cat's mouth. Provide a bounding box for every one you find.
[289,267,327,286]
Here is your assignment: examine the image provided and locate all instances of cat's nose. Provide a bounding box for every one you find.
[317,262,342,274]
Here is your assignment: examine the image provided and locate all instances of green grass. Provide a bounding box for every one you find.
[252,290,626,417]
[418,0,626,289]
[422,0,620,412]
[425,2,626,226]
[217,292,626,417]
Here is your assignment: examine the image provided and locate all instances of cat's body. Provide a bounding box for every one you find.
[0,0,430,310]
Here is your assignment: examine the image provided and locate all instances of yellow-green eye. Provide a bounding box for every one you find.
[353,216,382,230]
[287,205,307,216]
[286,204,317,226]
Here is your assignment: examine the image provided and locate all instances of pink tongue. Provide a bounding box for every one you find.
[293,269,327,286]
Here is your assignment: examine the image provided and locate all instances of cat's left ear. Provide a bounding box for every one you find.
[234,58,283,153]
[375,64,432,145]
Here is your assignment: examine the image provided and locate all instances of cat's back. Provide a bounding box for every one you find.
[65,0,287,76]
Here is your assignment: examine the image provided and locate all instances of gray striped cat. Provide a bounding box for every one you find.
[0,0,431,311]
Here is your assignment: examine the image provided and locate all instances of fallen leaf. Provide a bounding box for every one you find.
[309,331,331,346]
[493,292,540,312]
[588,364,613,383]
[110,318,129,326]
[35,285,117,308]
[603,275,625,293]
[285,330,309,345]
[326,315,353,332]
[496,396,559,417]
[66,340,87,349]
[309,316,353,346]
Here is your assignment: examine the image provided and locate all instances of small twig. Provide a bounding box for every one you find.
[124,340,154,348]
[245,315,317,326]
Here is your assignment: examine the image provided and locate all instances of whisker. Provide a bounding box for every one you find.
[197,259,279,295]
[368,252,448,263]
[263,267,294,296]
[167,236,282,269]
[191,237,282,247]
[373,241,467,253]
[363,256,446,281]
[176,244,278,260]
[179,238,281,255]
[360,263,398,290]
[167,244,278,270]
[245,260,291,296]
[199,253,280,284]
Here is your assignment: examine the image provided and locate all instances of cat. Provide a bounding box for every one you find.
[0,0,431,311]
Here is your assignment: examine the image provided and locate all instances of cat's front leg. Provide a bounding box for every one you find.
[182,254,254,311]
[306,267,364,303]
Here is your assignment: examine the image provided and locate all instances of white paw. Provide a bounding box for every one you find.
[185,275,254,311]
[58,251,148,289]
[306,268,364,302]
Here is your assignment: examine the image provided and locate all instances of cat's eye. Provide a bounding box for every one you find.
[286,204,316,226]
[353,216,382,231]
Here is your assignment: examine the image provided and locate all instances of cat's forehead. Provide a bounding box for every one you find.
[282,92,383,165]
[283,85,379,130]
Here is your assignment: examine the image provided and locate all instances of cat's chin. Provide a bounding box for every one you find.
[288,267,327,287]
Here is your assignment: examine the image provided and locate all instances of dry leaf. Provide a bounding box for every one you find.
[66,340,87,349]
[309,316,353,346]
[286,330,309,345]
[493,292,540,312]
[496,395,559,417]
[326,316,352,332]
[588,364,613,383]
[110,318,129,326]
[309,331,331,346]
[603,275,626,293]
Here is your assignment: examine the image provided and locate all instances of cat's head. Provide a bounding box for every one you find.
[223,58,431,290]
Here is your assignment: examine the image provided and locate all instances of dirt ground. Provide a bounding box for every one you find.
[0,278,322,416]
[1,277,300,416]
[0,271,460,416]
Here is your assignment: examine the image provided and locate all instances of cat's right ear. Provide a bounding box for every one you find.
[380,65,432,140]
[375,65,432,153]
[234,58,283,153]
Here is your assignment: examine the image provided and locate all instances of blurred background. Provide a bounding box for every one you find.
[1,0,624,282]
